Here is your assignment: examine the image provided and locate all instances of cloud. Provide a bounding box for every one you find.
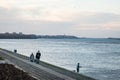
[86,13,120,24]
[72,12,120,24]
[0,7,21,21]
[69,12,120,32]
[0,4,120,37]
[0,6,74,34]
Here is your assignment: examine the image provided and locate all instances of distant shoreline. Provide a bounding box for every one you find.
[0,32,120,39]
[0,32,78,39]
[107,38,120,40]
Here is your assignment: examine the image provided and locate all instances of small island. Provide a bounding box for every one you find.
[0,32,79,39]
[108,37,120,40]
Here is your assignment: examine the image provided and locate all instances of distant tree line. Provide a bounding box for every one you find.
[0,32,37,39]
[38,35,78,39]
[0,32,78,39]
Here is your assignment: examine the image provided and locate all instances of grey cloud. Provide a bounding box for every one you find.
[0,6,74,34]
[0,11,74,34]
[0,6,120,37]
[0,7,20,20]
[88,13,120,23]
[74,13,120,24]
[0,19,74,34]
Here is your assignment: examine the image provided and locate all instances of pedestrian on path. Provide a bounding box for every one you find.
[14,49,17,53]
[35,50,41,64]
[30,53,34,62]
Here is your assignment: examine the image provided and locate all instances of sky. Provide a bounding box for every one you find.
[0,0,120,38]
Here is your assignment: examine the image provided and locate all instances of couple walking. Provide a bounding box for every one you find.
[30,50,41,64]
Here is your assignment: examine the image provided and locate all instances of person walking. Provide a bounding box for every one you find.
[30,53,34,62]
[35,50,41,64]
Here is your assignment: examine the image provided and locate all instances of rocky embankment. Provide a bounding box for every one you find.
[0,64,37,80]
[0,56,37,80]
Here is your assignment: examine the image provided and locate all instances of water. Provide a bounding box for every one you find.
[0,38,120,80]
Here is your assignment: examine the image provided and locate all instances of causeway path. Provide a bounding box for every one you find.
[0,48,96,80]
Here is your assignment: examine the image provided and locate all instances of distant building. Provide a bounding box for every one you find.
[13,32,17,35]
[19,32,23,35]
[5,32,9,34]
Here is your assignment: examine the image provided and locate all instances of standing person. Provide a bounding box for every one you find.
[35,50,41,64]
[76,63,81,73]
[14,49,17,53]
[30,53,34,62]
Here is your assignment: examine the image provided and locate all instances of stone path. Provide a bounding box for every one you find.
[0,48,96,80]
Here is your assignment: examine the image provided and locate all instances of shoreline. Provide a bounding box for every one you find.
[0,48,96,80]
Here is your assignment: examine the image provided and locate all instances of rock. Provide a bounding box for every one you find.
[0,64,37,80]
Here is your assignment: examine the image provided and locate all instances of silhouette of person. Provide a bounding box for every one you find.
[14,49,17,53]
[76,63,81,73]
[30,53,34,62]
[35,50,41,64]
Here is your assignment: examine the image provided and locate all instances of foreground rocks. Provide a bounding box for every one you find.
[0,64,37,80]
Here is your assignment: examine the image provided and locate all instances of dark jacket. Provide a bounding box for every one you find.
[36,51,41,59]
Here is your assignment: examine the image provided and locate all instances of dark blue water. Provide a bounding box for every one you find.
[0,38,120,80]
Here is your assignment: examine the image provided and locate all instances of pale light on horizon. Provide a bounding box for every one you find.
[0,0,120,38]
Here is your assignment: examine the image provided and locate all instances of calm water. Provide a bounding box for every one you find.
[0,38,120,80]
